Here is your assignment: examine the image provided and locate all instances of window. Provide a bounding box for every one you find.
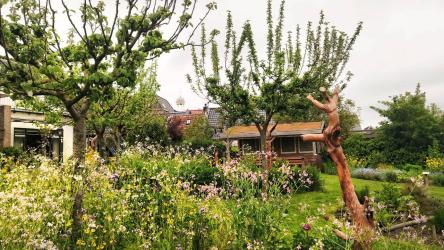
[280,137,296,153]
[13,128,63,160]
[242,139,260,152]
[299,138,314,153]
[186,119,191,125]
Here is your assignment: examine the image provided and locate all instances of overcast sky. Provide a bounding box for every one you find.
[156,0,444,128]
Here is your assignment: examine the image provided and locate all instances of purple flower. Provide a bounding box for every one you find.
[303,223,311,231]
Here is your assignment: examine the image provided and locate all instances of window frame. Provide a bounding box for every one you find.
[280,136,297,154]
[298,137,315,153]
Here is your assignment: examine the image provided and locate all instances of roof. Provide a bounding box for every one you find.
[217,121,324,139]
[157,95,175,113]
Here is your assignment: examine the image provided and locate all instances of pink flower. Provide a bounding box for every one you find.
[303,223,311,231]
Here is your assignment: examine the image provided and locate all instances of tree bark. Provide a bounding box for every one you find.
[94,127,106,157]
[302,87,374,249]
[259,127,268,195]
[71,114,87,249]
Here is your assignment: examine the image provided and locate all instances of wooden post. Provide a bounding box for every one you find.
[302,87,375,249]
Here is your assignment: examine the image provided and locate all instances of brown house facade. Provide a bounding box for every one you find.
[219,121,325,166]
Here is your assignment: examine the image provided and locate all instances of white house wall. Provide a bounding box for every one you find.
[10,120,74,161]
[62,125,73,161]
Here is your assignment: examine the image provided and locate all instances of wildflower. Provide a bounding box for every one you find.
[303,223,311,231]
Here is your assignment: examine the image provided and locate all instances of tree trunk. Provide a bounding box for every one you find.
[259,128,268,195]
[302,87,374,249]
[71,115,87,249]
[95,127,106,157]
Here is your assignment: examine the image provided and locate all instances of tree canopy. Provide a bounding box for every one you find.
[0,0,216,159]
[188,0,363,155]
[371,84,443,165]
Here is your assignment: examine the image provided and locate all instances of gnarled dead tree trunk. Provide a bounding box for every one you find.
[302,87,374,249]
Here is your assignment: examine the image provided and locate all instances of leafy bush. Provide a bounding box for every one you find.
[356,185,370,204]
[321,160,337,175]
[401,164,423,173]
[305,166,323,192]
[430,173,444,186]
[0,146,23,158]
[384,171,398,182]
[179,158,223,186]
[432,208,444,232]
[374,183,423,228]
[375,183,402,209]
[426,157,444,172]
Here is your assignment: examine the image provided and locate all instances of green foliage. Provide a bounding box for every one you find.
[88,63,162,152]
[338,98,361,138]
[321,160,337,175]
[188,1,362,153]
[356,185,370,204]
[384,171,398,182]
[183,116,214,144]
[178,157,223,186]
[269,165,323,194]
[431,173,444,187]
[432,208,444,232]
[0,0,216,155]
[371,84,444,165]
[401,164,423,173]
[375,183,402,209]
[125,115,170,146]
[0,146,23,159]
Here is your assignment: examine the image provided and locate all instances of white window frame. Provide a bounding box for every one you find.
[298,137,315,153]
[280,137,297,154]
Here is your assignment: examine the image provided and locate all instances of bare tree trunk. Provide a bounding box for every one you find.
[259,128,268,195]
[71,114,87,249]
[302,87,374,249]
[94,127,106,157]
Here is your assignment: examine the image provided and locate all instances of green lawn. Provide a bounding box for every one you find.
[283,174,444,250]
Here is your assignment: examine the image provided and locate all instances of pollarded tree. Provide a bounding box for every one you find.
[0,0,216,245]
[0,0,216,161]
[188,0,362,180]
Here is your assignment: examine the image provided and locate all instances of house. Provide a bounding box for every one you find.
[167,109,204,134]
[217,121,325,166]
[0,96,73,161]
[154,95,176,116]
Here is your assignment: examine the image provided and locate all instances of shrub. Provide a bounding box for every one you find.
[179,158,223,186]
[375,183,402,209]
[384,171,398,182]
[321,160,337,175]
[304,166,323,192]
[0,146,23,159]
[401,164,423,173]
[351,168,384,181]
[432,208,444,232]
[426,157,444,172]
[268,165,323,194]
[430,173,444,187]
[356,185,370,204]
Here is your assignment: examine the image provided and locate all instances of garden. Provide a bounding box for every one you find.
[1,145,444,249]
[0,0,443,249]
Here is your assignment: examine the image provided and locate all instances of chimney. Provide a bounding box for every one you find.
[203,103,208,115]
